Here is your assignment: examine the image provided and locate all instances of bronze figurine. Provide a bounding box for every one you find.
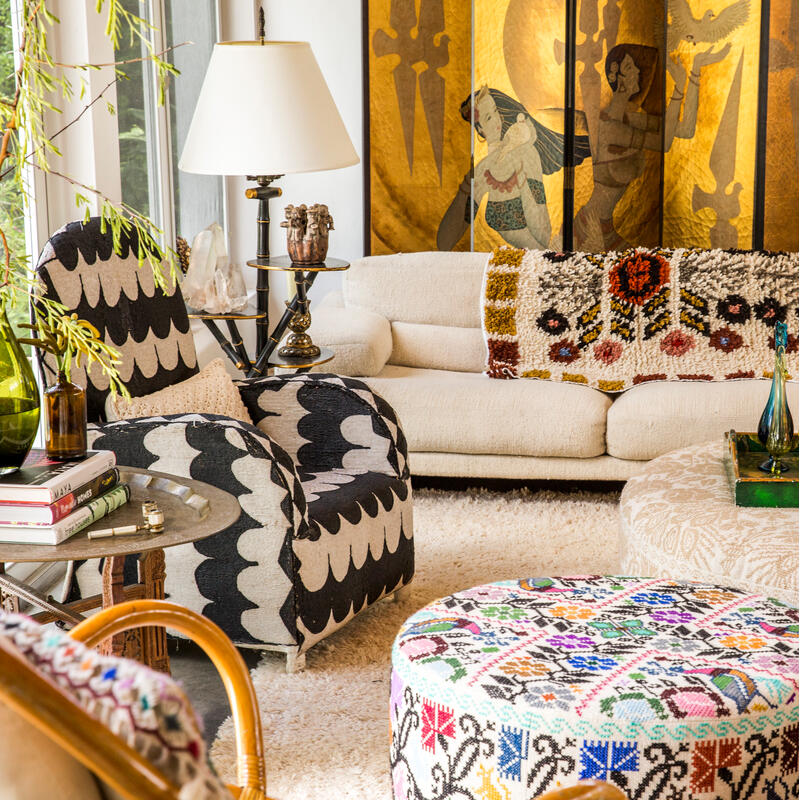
[281,203,334,265]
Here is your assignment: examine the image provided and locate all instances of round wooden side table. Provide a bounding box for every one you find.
[0,468,240,673]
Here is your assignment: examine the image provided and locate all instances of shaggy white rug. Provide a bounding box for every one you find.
[210,486,621,799]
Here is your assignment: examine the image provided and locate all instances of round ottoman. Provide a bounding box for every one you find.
[390,576,799,800]
[620,442,798,604]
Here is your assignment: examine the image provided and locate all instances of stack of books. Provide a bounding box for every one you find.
[0,450,130,545]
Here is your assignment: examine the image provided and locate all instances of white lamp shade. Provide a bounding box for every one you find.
[179,41,359,176]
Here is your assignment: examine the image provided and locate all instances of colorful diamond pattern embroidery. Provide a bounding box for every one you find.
[579,740,639,780]
[497,725,529,782]
[391,578,799,800]
[589,619,656,638]
[421,700,455,753]
[690,738,742,793]
[781,723,799,775]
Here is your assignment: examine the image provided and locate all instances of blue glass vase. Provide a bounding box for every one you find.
[0,304,40,475]
[758,321,794,474]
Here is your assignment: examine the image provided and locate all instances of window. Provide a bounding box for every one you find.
[114,0,224,247]
[1,1,29,330]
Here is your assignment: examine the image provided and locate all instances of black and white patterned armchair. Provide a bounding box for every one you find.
[35,219,414,670]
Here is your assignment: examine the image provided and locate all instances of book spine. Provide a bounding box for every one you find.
[0,469,119,525]
[52,468,120,522]
[55,484,131,541]
[0,484,131,544]
[49,451,117,501]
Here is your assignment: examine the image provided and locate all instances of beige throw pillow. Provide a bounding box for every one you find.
[105,357,252,424]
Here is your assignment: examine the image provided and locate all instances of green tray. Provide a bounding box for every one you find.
[725,431,799,508]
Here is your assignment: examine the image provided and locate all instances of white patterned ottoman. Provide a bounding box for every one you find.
[390,577,799,800]
[620,442,798,605]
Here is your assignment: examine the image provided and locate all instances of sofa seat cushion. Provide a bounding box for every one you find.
[606,378,800,460]
[364,366,610,457]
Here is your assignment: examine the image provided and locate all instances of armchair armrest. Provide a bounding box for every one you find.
[87,413,314,648]
[307,300,392,377]
[237,374,409,480]
[88,412,312,538]
[70,600,268,799]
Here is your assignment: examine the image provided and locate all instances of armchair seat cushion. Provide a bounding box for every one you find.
[0,611,228,798]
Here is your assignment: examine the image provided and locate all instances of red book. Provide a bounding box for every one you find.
[0,468,119,524]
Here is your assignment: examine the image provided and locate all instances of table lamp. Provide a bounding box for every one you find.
[179,32,359,361]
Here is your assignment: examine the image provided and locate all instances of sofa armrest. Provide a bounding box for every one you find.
[237,374,409,480]
[308,301,391,377]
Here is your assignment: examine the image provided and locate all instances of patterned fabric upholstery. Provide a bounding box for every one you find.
[391,577,799,800]
[0,610,228,798]
[620,441,798,604]
[36,220,414,658]
[35,218,198,422]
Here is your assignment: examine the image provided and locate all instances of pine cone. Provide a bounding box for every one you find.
[176,236,191,274]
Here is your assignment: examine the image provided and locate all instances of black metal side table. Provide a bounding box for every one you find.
[188,256,349,378]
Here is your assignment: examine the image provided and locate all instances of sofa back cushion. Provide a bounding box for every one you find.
[390,322,486,372]
[345,251,489,328]
[345,252,490,372]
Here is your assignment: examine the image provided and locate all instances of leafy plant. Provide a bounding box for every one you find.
[0,0,183,393]
[17,312,122,386]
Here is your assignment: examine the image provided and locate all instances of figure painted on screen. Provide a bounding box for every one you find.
[437,86,591,251]
[573,42,730,250]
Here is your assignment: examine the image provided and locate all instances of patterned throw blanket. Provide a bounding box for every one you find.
[482,247,799,391]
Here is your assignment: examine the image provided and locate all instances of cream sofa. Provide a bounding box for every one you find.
[309,251,798,480]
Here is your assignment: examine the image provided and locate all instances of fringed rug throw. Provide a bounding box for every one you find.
[482,247,799,391]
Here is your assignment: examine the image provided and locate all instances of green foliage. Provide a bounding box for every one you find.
[0,0,181,393]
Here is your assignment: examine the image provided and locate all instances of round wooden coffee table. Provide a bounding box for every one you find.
[620,441,797,604]
[0,468,240,672]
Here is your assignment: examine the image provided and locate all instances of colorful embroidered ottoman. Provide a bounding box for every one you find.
[390,577,799,800]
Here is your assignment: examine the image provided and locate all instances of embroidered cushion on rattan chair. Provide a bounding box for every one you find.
[0,612,228,799]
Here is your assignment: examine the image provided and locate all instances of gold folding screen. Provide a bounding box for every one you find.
[364,0,798,254]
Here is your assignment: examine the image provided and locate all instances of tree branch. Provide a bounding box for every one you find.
[0,77,118,181]
[33,40,190,71]
[0,227,10,286]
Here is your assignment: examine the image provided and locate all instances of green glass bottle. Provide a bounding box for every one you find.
[0,304,40,475]
[758,321,795,474]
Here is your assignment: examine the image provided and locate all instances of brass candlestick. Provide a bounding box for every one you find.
[278,269,320,359]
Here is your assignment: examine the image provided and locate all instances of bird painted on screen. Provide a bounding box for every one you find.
[667,0,750,51]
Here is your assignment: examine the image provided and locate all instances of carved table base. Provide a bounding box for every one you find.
[0,548,171,674]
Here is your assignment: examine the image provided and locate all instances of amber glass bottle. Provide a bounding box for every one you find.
[44,371,87,460]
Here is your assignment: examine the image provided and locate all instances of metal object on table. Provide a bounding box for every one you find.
[188,172,349,376]
[0,468,240,672]
[281,203,334,265]
[725,430,799,507]
[245,256,348,377]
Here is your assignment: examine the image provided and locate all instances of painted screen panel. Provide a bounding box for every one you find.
[662,0,761,248]
[469,0,566,252]
[573,0,665,250]
[763,0,798,251]
[367,0,472,254]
